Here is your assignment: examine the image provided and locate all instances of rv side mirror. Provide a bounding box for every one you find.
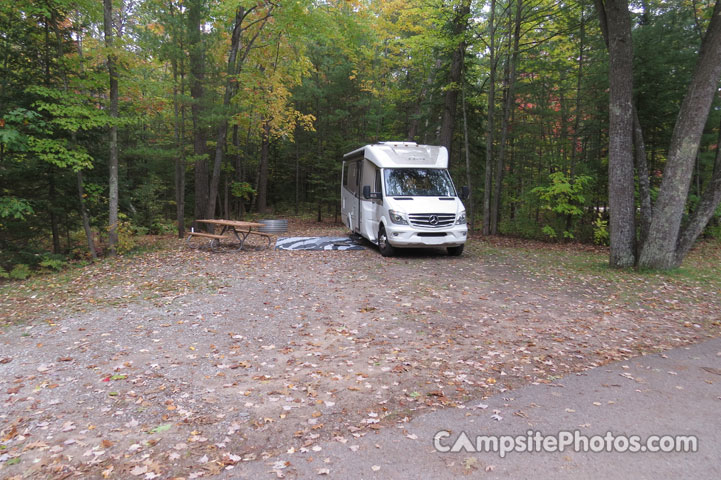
[460,186,470,200]
[363,185,382,200]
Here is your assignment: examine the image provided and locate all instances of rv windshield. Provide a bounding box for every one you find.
[384,168,456,197]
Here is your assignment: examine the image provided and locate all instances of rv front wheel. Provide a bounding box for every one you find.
[447,244,464,256]
[378,225,395,257]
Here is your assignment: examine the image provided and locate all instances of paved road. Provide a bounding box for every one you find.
[231,337,721,479]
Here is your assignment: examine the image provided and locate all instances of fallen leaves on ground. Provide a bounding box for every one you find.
[1,223,720,478]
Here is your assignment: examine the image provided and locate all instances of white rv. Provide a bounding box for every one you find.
[341,142,468,256]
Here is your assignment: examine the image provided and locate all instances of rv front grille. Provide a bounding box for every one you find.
[408,213,456,228]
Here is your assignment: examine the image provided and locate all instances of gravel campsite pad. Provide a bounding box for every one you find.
[2,222,720,479]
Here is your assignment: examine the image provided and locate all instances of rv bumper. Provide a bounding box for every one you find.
[385,224,467,247]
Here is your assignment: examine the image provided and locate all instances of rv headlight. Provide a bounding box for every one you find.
[456,211,467,225]
[388,209,408,225]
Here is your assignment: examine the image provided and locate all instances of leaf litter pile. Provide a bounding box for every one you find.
[1,223,720,479]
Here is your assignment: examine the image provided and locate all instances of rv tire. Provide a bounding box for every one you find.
[378,225,395,257]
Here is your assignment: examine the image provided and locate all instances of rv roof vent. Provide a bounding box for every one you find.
[379,141,418,147]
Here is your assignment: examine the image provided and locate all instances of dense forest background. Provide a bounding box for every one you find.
[1,0,720,276]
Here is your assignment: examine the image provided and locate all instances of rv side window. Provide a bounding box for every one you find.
[375,169,382,194]
[344,160,359,196]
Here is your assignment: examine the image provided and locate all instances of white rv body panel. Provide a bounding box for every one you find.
[341,142,468,255]
[346,143,448,169]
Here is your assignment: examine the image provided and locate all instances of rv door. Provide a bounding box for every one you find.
[359,161,383,242]
[341,159,361,232]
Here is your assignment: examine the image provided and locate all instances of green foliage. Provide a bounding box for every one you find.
[67,230,96,260]
[705,206,721,241]
[113,215,138,255]
[0,197,34,220]
[151,219,177,235]
[26,136,94,171]
[0,251,67,280]
[28,85,113,133]
[705,224,721,241]
[9,264,32,280]
[532,172,592,217]
[130,174,170,231]
[2,92,98,171]
[115,222,137,255]
[39,254,67,271]
[499,217,543,240]
[230,181,256,201]
[532,172,592,241]
[633,5,701,156]
[593,214,610,246]
[1,0,718,263]
[0,108,40,151]
[542,225,557,240]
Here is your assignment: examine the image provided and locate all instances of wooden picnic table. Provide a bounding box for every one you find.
[187,219,272,250]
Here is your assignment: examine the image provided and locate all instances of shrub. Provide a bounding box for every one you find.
[705,224,721,241]
[9,264,31,280]
[39,253,67,272]
[542,225,558,240]
[0,197,34,220]
[593,214,609,246]
[115,219,137,255]
[532,172,592,241]
[151,219,177,235]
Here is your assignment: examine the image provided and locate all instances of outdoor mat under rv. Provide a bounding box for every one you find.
[275,236,366,251]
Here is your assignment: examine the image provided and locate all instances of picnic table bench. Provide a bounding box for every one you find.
[187,219,272,250]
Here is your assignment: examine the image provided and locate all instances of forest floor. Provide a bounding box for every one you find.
[1,220,720,479]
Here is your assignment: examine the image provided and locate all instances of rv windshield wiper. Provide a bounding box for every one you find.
[393,197,413,200]
[439,197,455,200]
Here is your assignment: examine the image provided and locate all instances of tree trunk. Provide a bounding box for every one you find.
[570,4,585,176]
[631,0,652,251]
[172,58,186,238]
[462,80,473,231]
[76,171,97,259]
[170,6,186,238]
[188,0,208,225]
[438,0,471,160]
[103,0,119,255]
[633,106,652,247]
[639,0,721,269]
[207,7,245,220]
[257,121,271,213]
[675,116,721,260]
[491,0,522,235]
[295,134,300,215]
[596,0,636,267]
[48,170,61,254]
[482,0,497,236]
[52,15,97,259]
[74,41,98,258]
[407,60,439,141]
[490,24,510,236]
[207,5,271,219]
[233,124,245,218]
